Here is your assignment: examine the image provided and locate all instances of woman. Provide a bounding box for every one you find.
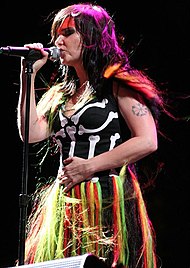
[17,3,165,268]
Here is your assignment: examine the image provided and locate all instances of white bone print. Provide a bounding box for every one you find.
[109,133,120,150]
[78,111,118,135]
[88,135,100,158]
[71,99,108,125]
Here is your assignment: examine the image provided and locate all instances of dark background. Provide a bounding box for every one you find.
[0,1,189,267]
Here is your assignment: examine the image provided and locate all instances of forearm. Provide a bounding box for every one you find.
[88,136,157,174]
[17,66,49,143]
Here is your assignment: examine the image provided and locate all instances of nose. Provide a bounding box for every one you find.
[55,35,64,47]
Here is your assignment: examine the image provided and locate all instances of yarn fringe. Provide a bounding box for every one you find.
[24,169,157,268]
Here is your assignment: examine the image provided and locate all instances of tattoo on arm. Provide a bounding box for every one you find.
[132,103,148,116]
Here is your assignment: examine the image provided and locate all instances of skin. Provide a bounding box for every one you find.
[17,17,158,192]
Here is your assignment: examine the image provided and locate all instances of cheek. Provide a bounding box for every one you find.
[76,42,83,53]
[74,33,83,50]
[72,37,83,53]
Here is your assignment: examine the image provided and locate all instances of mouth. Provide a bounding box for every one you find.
[59,49,66,57]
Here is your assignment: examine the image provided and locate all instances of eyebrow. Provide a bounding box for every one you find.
[57,26,76,34]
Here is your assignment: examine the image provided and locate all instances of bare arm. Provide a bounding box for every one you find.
[17,44,51,143]
[87,83,158,169]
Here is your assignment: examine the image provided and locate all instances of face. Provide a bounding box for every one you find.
[55,16,83,67]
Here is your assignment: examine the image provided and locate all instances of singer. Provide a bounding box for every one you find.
[17,3,171,268]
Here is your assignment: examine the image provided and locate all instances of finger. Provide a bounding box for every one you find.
[63,186,68,192]
[63,181,74,192]
[63,157,73,165]
[59,177,69,185]
[58,176,68,181]
[24,43,43,49]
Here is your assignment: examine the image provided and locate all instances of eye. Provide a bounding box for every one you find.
[57,27,76,38]
[63,28,76,36]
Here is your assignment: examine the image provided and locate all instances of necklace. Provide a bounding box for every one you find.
[64,81,95,113]
[72,81,89,104]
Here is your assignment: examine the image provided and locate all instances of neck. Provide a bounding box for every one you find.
[64,81,95,116]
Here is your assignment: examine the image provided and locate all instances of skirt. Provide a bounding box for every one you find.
[24,165,157,268]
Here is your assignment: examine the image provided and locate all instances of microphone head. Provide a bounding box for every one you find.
[48,47,60,61]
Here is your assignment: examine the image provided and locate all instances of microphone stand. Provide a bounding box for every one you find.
[17,58,34,266]
[14,49,60,266]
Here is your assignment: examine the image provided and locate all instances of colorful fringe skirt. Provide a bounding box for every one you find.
[24,165,157,268]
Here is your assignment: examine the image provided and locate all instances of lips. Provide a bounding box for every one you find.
[59,49,65,57]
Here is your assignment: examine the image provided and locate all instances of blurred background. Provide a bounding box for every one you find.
[0,1,189,267]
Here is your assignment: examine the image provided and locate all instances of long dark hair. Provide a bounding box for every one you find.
[50,3,129,95]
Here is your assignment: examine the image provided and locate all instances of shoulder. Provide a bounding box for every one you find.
[112,79,145,104]
[112,79,154,125]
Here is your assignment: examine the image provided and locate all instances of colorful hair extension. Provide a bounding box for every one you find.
[104,63,162,105]
[111,173,129,267]
[127,165,157,268]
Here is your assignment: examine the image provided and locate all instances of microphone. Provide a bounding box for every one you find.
[0,46,60,61]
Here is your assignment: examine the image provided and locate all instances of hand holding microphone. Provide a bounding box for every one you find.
[0,43,60,62]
